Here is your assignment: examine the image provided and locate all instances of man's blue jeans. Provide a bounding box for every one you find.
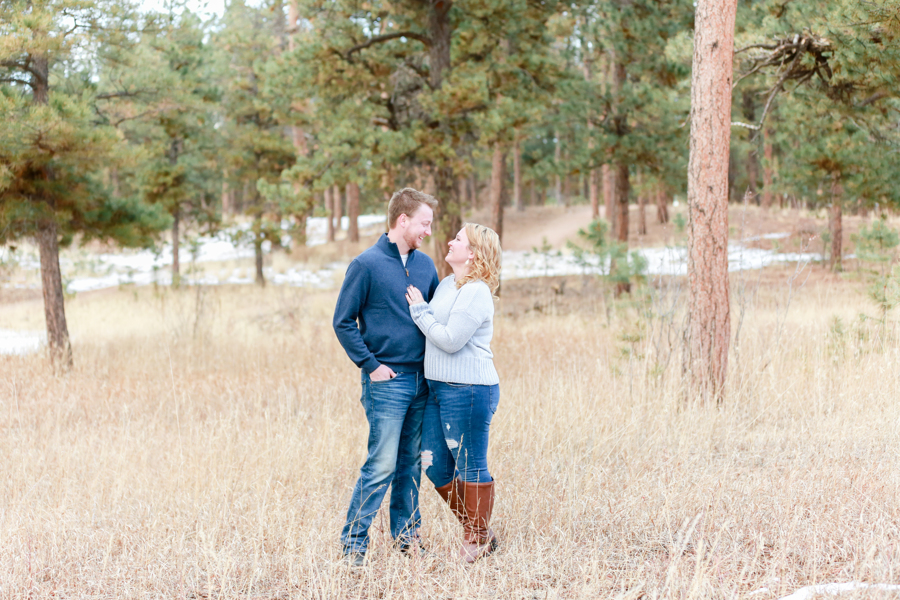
[421,381,500,487]
[340,371,428,554]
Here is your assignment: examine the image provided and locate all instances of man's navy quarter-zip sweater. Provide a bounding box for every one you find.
[333,233,441,374]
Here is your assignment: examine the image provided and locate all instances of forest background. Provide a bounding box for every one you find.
[3,0,900,598]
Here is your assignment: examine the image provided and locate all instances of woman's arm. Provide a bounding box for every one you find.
[409,302,482,354]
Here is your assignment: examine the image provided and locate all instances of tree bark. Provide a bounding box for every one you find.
[32,52,72,369]
[513,136,524,212]
[553,129,562,206]
[615,165,630,243]
[829,174,843,272]
[656,185,669,224]
[761,129,774,209]
[427,0,461,278]
[288,0,310,241]
[603,164,615,228]
[561,166,571,208]
[742,90,759,203]
[346,182,360,242]
[435,168,461,278]
[333,183,343,232]
[172,206,181,288]
[614,163,630,296]
[637,190,647,236]
[489,141,507,242]
[254,212,265,287]
[324,186,335,243]
[684,0,737,405]
[38,220,72,368]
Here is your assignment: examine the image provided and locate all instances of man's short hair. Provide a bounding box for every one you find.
[387,188,439,229]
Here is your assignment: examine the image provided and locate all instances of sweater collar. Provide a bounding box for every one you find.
[377,233,416,260]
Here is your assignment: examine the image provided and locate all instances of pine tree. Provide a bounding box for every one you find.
[111,7,221,287]
[0,0,169,368]
[215,0,296,286]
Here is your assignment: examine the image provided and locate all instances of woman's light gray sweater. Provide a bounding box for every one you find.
[409,276,499,385]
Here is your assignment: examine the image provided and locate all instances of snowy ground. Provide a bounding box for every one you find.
[1,216,824,355]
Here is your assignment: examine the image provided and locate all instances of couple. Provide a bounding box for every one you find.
[332,187,502,566]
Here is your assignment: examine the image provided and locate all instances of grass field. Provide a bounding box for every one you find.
[2,207,900,599]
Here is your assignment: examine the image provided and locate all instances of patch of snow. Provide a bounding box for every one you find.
[742,232,791,242]
[0,329,46,355]
[503,243,820,280]
[3,214,824,297]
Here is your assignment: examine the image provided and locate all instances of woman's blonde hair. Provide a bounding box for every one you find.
[456,222,502,297]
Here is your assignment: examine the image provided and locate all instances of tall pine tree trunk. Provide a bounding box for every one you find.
[761,129,774,209]
[346,182,360,242]
[685,0,737,405]
[489,141,506,243]
[513,136,524,212]
[324,186,335,242]
[637,186,647,236]
[172,207,181,288]
[603,164,615,227]
[254,211,265,287]
[288,0,311,248]
[553,129,562,206]
[742,90,759,203]
[656,185,669,224]
[428,0,461,278]
[614,163,630,296]
[33,53,72,369]
[829,173,843,272]
[38,220,72,368]
[589,170,600,220]
[333,184,343,233]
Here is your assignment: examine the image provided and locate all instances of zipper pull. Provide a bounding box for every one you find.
[406,269,410,277]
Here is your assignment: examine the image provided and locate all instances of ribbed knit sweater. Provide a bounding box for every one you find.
[409,276,499,385]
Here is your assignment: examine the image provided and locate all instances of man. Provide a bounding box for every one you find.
[333,187,441,566]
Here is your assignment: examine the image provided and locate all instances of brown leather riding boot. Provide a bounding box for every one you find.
[459,480,498,563]
[434,479,466,526]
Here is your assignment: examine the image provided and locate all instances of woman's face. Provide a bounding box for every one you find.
[446,228,474,268]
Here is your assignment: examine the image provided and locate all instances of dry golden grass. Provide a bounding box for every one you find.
[2,258,900,599]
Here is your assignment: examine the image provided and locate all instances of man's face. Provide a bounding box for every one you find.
[402,204,434,250]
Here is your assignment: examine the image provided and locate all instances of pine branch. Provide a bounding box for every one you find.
[343,31,431,62]
[96,89,152,100]
[0,76,34,89]
[857,91,891,109]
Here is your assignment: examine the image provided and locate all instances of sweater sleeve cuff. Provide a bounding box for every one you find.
[362,356,381,374]
[409,302,430,320]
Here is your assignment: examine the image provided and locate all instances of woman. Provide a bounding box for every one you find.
[405,222,502,563]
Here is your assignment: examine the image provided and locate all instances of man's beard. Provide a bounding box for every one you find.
[404,230,422,250]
